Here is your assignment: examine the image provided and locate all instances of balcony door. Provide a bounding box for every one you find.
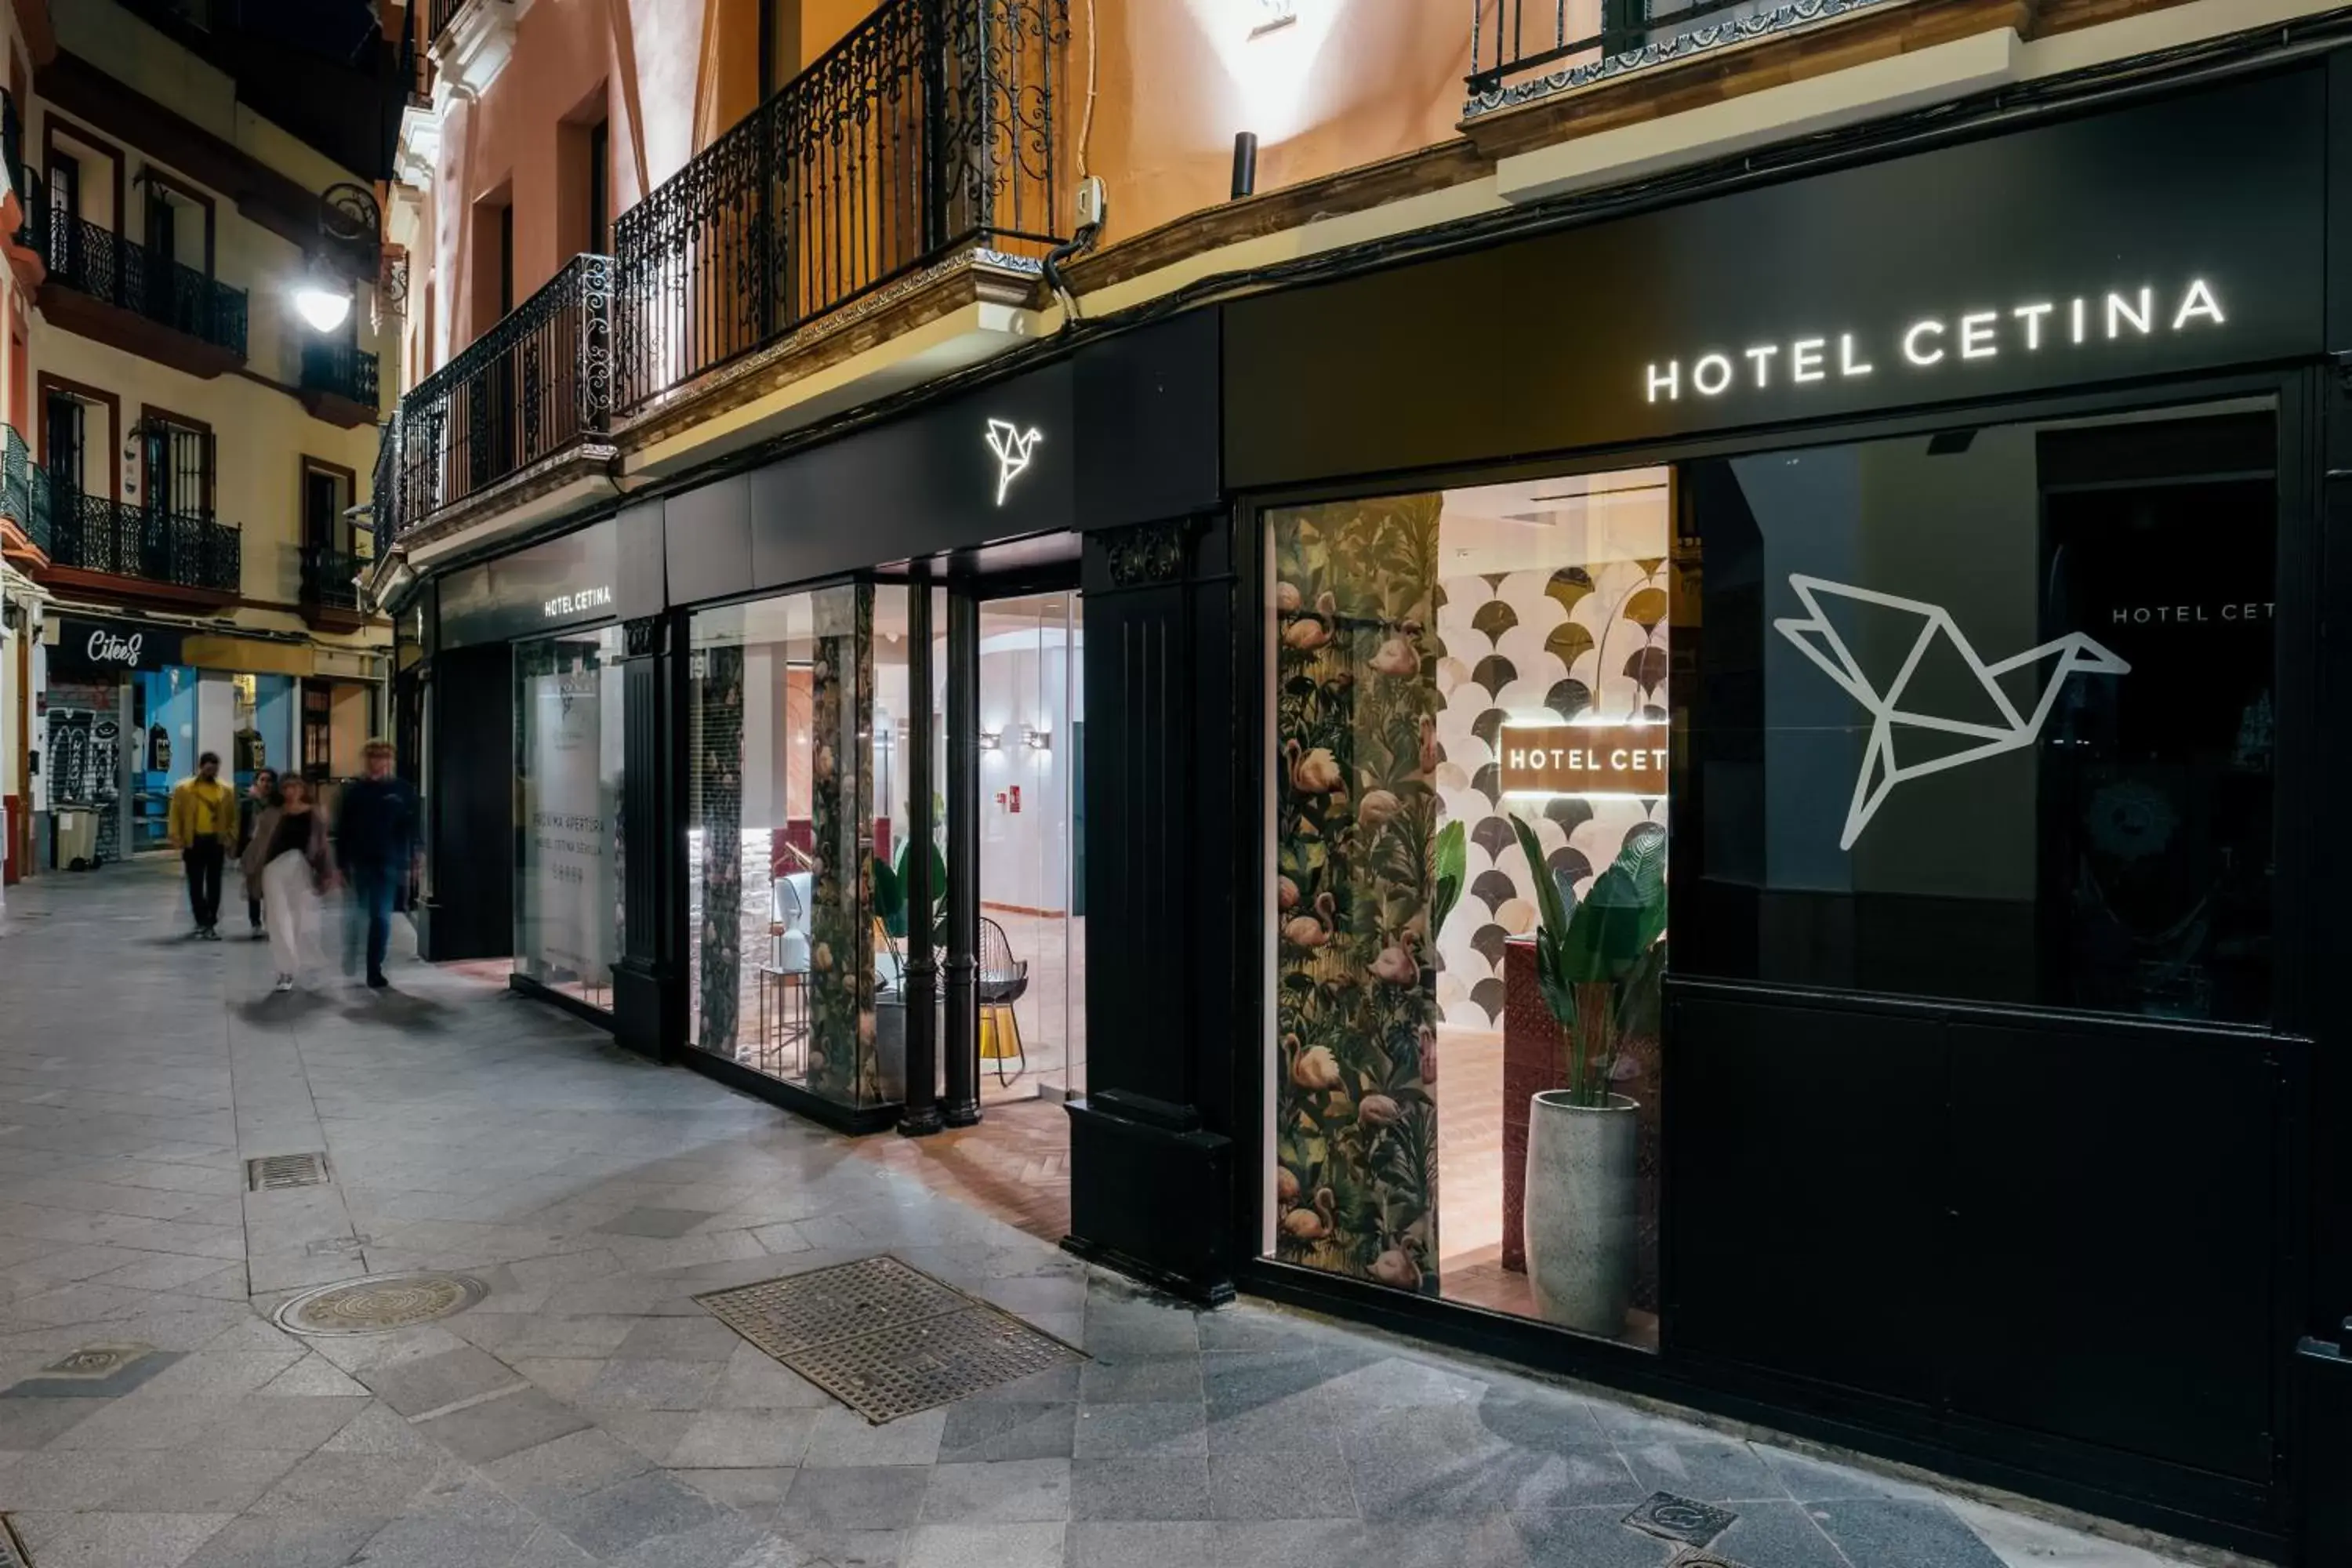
[45,151,78,281]
[140,412,212,586]
[44,391,84,565]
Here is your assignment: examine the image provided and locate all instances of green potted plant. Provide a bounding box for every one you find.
[1508,815,1667,1336]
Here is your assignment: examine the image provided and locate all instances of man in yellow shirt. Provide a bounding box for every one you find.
[167,751,236,940]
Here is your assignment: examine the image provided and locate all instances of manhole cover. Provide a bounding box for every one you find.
[247,1152,330,1191]
[1625,1493,1737,1548]
[1668,1554,1753,1568]
[699,1255,1082,1424]
[272,1272,488,1336]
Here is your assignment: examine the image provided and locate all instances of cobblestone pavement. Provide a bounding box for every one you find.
[0,862,2216,1568]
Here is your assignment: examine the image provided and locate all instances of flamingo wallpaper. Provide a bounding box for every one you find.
[1272,495,1445,1295]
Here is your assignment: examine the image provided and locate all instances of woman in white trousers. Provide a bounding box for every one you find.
[257,776,332,992]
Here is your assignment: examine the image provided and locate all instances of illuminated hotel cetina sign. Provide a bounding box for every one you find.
[1501,722,1668,798]
[1643,279,2227,403]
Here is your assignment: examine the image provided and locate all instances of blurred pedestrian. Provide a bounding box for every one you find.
[166,751,235,939]
[236,768,280,939]
[259,775,332,993]
[338,739,416,989]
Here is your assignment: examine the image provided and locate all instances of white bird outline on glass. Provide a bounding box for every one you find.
[984,419,1044,505]
[1773,574,2129,850]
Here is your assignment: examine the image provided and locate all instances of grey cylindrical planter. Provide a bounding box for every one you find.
[1523,1091,1640,1337]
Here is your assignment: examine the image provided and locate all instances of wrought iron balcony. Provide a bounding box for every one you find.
[48,492,241,595]
[2,89,22,206]
[300,540,369,615]
[379,252,612,543]
[301,338,380,410]
[1468,0,1816,107]
[27,194,250,360]
[426,0,465,44]
[613,0,1069,411]
[0,426,49,557]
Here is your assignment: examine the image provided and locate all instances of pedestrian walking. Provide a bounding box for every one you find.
[259,775,332,993]
[166,751,237,939]
[236,768,280,939]
[337,739,417,989]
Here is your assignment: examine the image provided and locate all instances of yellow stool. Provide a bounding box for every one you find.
[979,1002,1024,1085]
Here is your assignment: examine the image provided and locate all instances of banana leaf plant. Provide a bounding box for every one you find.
[1429,819,1466,954]
[1508,816,1668,1108]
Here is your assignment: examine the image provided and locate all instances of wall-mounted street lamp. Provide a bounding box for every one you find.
[292,181,379,335]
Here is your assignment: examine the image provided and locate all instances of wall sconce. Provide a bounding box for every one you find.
[1022,726,1051,752]
[978,729,1003,751]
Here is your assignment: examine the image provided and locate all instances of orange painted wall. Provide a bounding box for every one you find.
[412,0,1476,374]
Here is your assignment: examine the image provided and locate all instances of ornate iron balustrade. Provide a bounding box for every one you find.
[426,0,466,44]
[48,492,241,593]
[1,426,49,557]
[301,541,369,612]
[30,197,250,359]
[1468,0,1780,96]
[613,0,1069,410]
[2,89,21,205]
[381,252,612,542]
[301,338,380,409]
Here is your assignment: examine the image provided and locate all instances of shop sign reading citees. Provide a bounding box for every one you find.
[1644,278,2226,403]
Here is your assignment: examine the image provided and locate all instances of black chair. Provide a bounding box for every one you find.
[977,916,1029,1086]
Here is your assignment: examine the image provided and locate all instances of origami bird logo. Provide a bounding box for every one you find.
[984,419,1044,505]
[1773,575,2129,850]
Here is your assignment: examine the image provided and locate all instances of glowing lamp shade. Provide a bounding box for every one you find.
[293,281,353,334]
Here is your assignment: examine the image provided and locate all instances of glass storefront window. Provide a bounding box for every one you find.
[515,626,625,1010]
[1267,473,1675,1347]
[688,584,887,1107]
[1678,400,2275,1022]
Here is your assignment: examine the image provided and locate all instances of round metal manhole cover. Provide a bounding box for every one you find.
[271,1272,489,1336]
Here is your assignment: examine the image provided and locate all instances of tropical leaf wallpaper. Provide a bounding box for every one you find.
[807,584,881,1107]
[1272,495,1444,1296]
[693,645,746,1054]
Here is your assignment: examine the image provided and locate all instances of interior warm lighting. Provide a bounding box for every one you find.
[294,282,354,334]
[979,729,1003,751]
[1022,726,1051,751]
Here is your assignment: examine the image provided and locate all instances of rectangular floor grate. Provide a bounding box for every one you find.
[0,1511,32,1566]
[698,1254,1083,1424]
[246,1152,330,1191]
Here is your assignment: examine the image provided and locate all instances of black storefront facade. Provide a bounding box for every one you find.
[391,39,2352,1564]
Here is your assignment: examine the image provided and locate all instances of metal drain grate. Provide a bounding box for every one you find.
[246,1152,330,1191]
[1625,1493,1737,1549]
[698,1255,1083,1424]
[0,1512,32,1567]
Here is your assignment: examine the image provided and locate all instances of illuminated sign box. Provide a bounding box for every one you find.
[1501,723,1668,798]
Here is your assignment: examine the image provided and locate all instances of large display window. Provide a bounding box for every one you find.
[1266,472,1675,1347]
[515,626,626,1010]
[688,583,908,1110]
[1679,400,2275,1023]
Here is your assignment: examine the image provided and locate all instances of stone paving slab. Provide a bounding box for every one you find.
[0,862,2231,1568]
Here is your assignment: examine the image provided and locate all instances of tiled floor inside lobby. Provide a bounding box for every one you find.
[0,861,2227,1567]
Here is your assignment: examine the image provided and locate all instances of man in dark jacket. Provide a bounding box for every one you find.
[337,739,417,989]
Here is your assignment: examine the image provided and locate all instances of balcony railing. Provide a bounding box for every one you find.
[380,252,612,543]
[2,89,21,205]
[613,0,1069,411]
[302,339,381,410]
[426,0,466,43]
[1468,0,1777,96]
[1,427,49,556]
[49,492,241,594]
[301,541,369,613]
[28,192,250,360]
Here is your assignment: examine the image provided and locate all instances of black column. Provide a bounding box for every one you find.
[611,613,676,1060]
[942,581,981,1127]
[1063,516,1236,1302]
[898,572,942,1136]
[419,641,514,961]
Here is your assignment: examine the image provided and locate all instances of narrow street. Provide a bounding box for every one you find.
[0,862,2205,1568]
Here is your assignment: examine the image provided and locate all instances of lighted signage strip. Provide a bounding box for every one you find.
[1498,720,1668,800]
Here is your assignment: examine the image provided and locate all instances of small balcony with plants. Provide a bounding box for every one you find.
[375,251,613,548]
[20,177,250,378]
[42,491,242,608]
[0,426,51,568]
